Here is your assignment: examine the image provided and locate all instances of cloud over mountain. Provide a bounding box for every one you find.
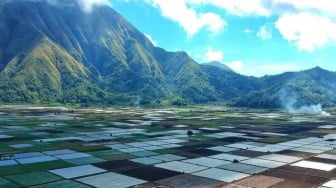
[145,0,227,36]
[1,0,336,108]
[46,0,111,12]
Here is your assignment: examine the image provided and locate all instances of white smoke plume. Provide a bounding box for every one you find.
[288,103,330,116]
[279,88,330,116]
[134,95,141,108]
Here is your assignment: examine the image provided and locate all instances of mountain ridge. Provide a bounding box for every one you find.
[203,61,233,72]
[0,1,335,108]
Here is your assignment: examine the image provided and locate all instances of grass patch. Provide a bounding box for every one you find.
[5,171,62,187]
[3,120,45,127]
[131,134,150,140]
[87,150,121,157]
[22,160,72,171]
[155,148,180,154]
[0,166,27,176]
[256,136,295,144]
[100,153,134,161]
[64,156,105,165]
[192,133,214,140]
[0,177,19,188]
[0,160,72,176]
[19,145,59,153]
[0,144,15,154]
[179,119,224,128]
[30,180,91,188]
[145,126,166,133]
[71,144,109,152]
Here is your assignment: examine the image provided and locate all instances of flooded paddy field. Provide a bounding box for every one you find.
[0,106,336,188]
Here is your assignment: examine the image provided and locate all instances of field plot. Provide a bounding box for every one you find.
[0,106,336,187]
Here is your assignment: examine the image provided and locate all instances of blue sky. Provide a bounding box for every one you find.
[88,0,336,77]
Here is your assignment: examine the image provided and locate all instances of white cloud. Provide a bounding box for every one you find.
[186,0,270,16]
[266,1,336,51]
[238,63,306,77]
[202,47,243,73]
[257,25,272,40]
[156,0,336,18]
[243,29,252,34]
[185,0,336,51]
[199,13,226,34]
[145,0,226,36]
[205,47,223,62]
[225,60,243,72]
[144,33,157,46]
[273,0,336,16]
[259,64,303,73]
[143,0,336,51]
[76,0,112,12]
[272,1,336,51]
[276,13,336,52]
[195,53,202,59]
[46,0,112,12]
[195,0,334,17]
[46,0,59,6]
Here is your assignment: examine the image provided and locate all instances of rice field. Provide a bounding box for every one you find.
[0,106,336,187]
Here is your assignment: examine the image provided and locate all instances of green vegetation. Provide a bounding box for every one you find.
[0,1,336,108]
[5,171,62,187]
[233,67,336,108]
[0,106,335,187]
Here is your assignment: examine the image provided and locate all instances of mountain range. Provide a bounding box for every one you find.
[0,0,335,108]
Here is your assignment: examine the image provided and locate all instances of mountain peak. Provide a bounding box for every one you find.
[0,0,225,105]
[304,66,330,75]
[204,61,233,72]
[1,0,336,108]
[311,66,323,70]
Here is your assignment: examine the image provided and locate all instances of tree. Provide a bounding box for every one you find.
[187,130,193,140]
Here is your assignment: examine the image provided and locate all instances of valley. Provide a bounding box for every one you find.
[0,1,336,187]
[0,106,336,187]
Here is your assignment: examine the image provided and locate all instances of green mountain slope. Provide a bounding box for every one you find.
[0,1,336,108]
[0,36,109,103]
[233,67,336,108]
[201,65,261,100]
[0,1,223,105]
